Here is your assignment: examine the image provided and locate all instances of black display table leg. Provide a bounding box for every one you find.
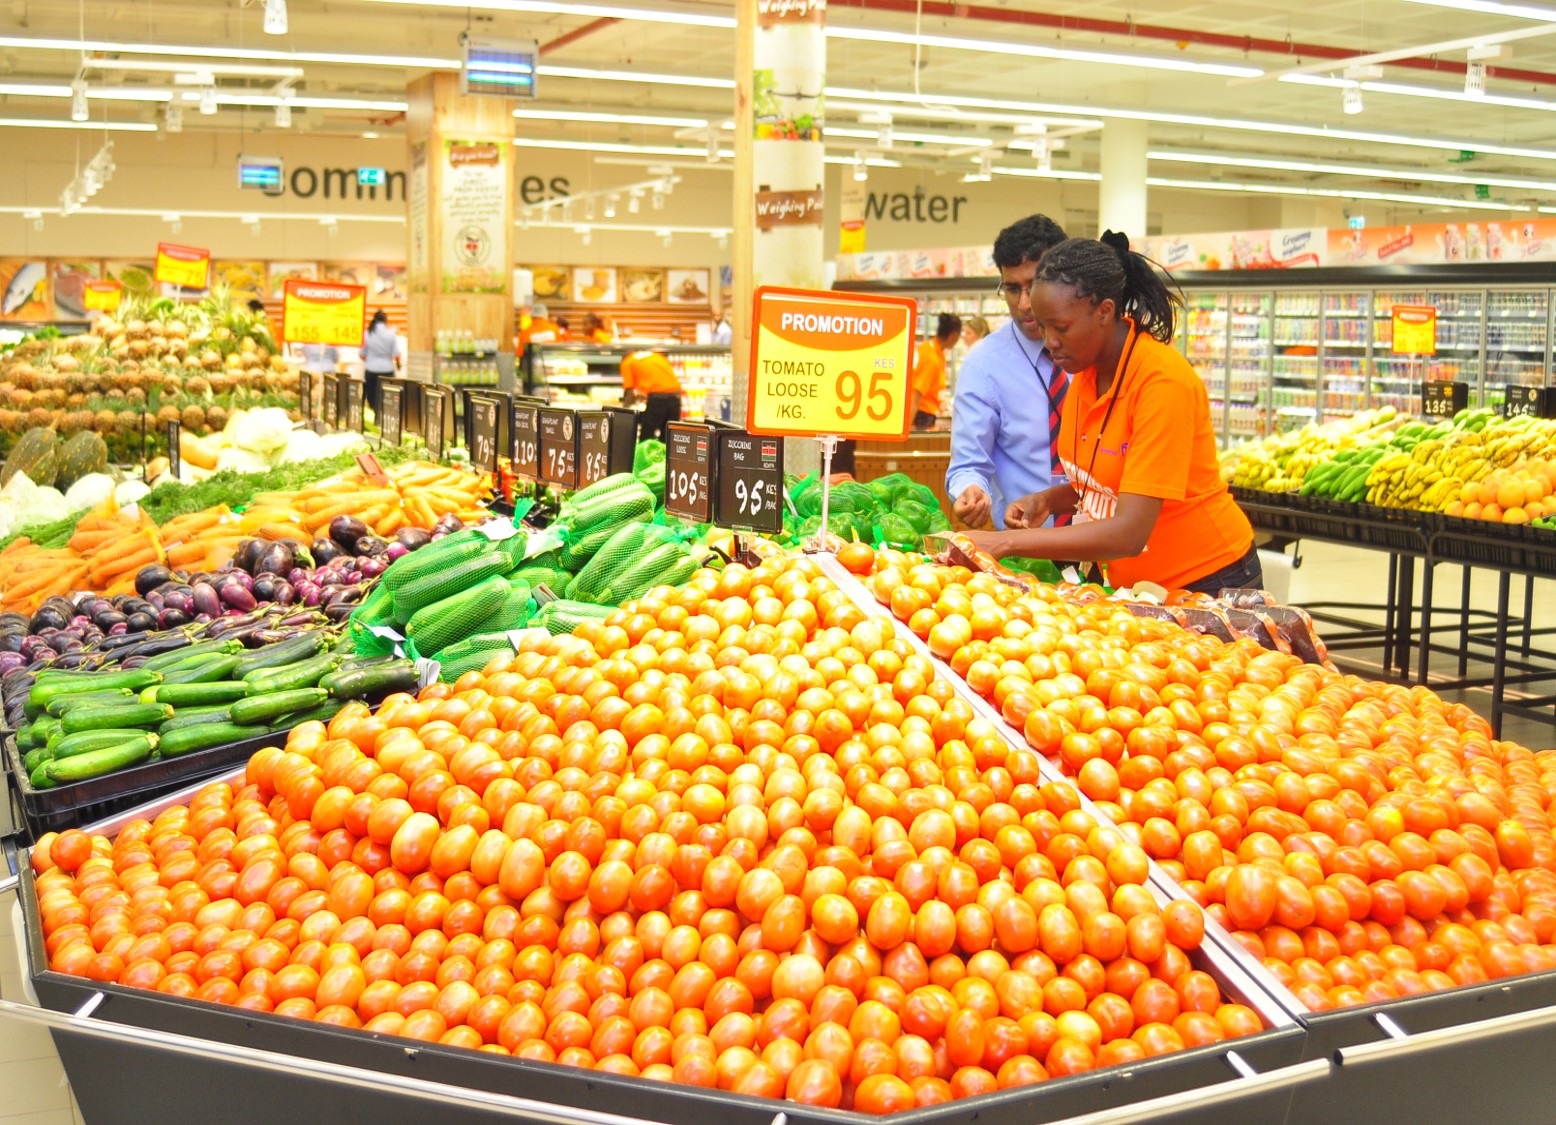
[1492,570,1511,739]
[1383,554,1400,673]
[1396,554,1415,680]
[1459,566,1472,678]
[1523,574,1536,658]
[1418,556,1436,686]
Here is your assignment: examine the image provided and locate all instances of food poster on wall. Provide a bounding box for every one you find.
[102,260,156,298]
[0,260,51,320]
[441,139,508,294]
[1326,220,1556,266]
[321,262,375,289]
[573,267,617,303]
[531,265,570,301]
[667,269,710,304]
[375,264,407,301]
[1136,228,1325,272]
[50,260,101,320]
[621,268,665,303]
[839,174,867,255]
[214,261,266,302]
[267,262,318,298]
[409,141,429,293]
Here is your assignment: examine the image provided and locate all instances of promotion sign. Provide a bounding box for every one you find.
[83,280,122,312]
[281,280,368,347]
[747,286,917,441]
[1392,305,1438,356]
[154,243,211,290]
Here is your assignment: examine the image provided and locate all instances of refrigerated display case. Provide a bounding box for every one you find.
[916,288,1008,406]
[836,265,1556,441]
[523,342,733,419]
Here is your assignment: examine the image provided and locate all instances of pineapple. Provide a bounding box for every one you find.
[180,404,206,431]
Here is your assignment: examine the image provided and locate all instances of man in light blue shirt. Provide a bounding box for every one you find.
[947,214,1071,529]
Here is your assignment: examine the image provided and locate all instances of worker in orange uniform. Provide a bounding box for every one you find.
[621,350,684,444]
[911,312,962,429]
[582,312,614,344]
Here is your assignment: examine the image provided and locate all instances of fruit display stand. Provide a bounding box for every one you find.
[814,553,1556,1122]
[1232,487,1556,735]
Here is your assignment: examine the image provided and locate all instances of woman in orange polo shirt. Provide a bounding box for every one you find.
[911,313,961,429]
[621,350,684,443]
[963,232,1260,594]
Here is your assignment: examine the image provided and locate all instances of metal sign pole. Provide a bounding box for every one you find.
[813,434,838,549]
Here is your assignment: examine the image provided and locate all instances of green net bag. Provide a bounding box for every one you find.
[634,439,666,472]
[897,499,935,534]
[877,512,920,550]
[791,474,822,517]
[1000,556,1066,584]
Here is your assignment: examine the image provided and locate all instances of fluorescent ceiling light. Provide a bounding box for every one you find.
[826,25,1262,78]
[987,166,1100,182]
[84,57,305,78]
[0,35,455,69]
[828,85,1556,163]
[1147,175,1529,212]
[1396,0,1556,18]
[1284,72,1556,112]
[511,107,708,127]
[0,81,173,101]
[0,116,156,131]
[176,91,407,110]
[513,136,733,158]
[824,125,993,147]
[1149,149,1556,192]
[361,0,736,26]
[537,64,733,89]
[0,205,401,221]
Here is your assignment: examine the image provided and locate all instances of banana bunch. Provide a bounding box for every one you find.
[1365,451,1447,508]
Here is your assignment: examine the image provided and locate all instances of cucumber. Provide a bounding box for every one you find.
[27,668,161,713]
[158,722,269,757]
[160,654,243,685]
[29,760,54,789]
[44,689,135,717]
[143,637,242,671]
[235,633,326,676]
[229,688,329,726]
[140,681,251,707]
[243,652,344,695]
[22,717,63,749]
[22,746,53,773]
[51,728,154,760]
[60,702,174,734]
[159,706,234,733]
[45,733,157,782]
[320,658,419,700]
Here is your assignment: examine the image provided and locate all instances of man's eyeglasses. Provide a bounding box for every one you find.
[996,281,1035,301]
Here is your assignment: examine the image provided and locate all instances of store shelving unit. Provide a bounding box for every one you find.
[838,264,1556,442]
[524,342,733,419]
[916,287,1008,404]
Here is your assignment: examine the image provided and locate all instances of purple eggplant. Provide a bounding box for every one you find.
[135,565,172,596]
[432,514,464,536]
[359,558,388,580]
[329,515,370,551]
[255,542,295,577]
[234,538,266,574]
[220,584,258,612]
[191,583,222,619]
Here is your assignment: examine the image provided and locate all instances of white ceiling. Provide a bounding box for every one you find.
[4,0,1556,218]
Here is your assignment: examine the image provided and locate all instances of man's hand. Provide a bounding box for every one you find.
[1005,490,1053,530]
[954,485,992,528]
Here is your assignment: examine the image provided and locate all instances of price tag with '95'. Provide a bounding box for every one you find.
[665,421,712,524]
[716,429,784,534]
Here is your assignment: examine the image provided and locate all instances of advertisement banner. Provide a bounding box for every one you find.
[409,141,429,293]
[839,174,866,255]
[83,280,122,312]
[441,140,508,294]
[154,243,211,289]
[281,280,368,347]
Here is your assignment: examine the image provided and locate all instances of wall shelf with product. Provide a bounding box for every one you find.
[837,263,1556,447]
[523,342,732,419]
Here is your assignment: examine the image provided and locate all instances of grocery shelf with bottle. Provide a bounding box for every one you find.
[433,329,503,388]
[523,341,732,417]
[917,288,1008,405]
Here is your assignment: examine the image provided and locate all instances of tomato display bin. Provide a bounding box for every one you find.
[14,774,1324,1125]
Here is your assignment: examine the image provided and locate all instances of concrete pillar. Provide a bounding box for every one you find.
[1098,119,1149,238]
[404,72,516,388]
[732,0,826,474]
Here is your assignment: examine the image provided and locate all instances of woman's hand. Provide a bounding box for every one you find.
[1006,491,1052,529]
[961,529,1011,560]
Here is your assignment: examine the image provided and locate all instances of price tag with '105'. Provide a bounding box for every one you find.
[747,286,918,442]
[665,421,712,524]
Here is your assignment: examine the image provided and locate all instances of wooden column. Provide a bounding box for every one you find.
[405,72,516,387]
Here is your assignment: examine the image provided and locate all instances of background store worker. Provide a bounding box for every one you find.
[622,349,683,443]
[359,309,399,417]
[946,213,1071,528]
[912,313,961,429]
[964,233,1260,594]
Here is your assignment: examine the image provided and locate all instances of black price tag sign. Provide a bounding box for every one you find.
[166,419,181,480]
[345,380,364,432]
[1505,384,1550,418]
[665,421,713,524]
[716,430,784,534]
[1421,380,1468,419]
[469,396,500,471]
[604,406,638,476]
[423,386,448,458]
[322,372,339,429]
[577,411,612,489]
[539,407,578,489]
[300,370,314,422]
[511,402,539,481]
[380,382,403,445]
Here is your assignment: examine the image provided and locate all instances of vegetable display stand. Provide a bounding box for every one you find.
[16,784,1327,1125]
[1,731,282,841]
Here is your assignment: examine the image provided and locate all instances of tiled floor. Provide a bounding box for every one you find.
[0,539,1550,1121]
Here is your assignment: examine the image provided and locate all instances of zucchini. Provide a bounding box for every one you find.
[243,652,344,695]
[320,658,419,700]
[140,681,251,707]
[143,637,242,671]
[23,717,63,749]
[27,668,161,713]
[51,728,153,760]
[44,689,135,718]
[160,654,242,685]
[29,760,54,789]
[280,699,347,728]
[235,632,326,676]
[45,733,157,782]
[158,722,269,757]
[60,701,174,734]
[159,705,234,733]
[229,688,329,726]
[22,746,53,773]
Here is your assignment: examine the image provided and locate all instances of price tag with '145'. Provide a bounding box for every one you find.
[747,286,918,442]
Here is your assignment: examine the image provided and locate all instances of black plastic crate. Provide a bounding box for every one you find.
[2,730,280,841]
